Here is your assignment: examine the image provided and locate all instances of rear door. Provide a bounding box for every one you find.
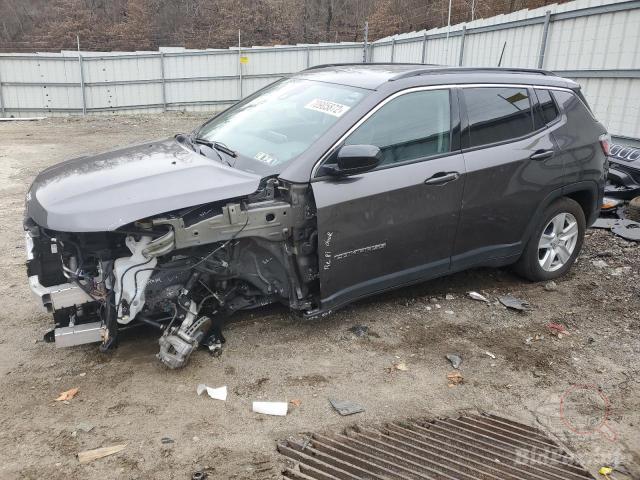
[311,87,465,311]
[452,85,564,269]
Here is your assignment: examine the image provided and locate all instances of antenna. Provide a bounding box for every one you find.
[497,41,506,67]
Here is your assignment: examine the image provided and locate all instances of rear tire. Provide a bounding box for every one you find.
[514,197,586,281]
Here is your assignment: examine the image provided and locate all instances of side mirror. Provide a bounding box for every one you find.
[322,144,382,176]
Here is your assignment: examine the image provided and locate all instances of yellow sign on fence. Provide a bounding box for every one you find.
[239,56,249,64]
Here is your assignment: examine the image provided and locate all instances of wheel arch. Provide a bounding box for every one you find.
[523,181,600,244]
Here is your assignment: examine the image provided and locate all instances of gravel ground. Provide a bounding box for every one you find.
[0,114,639,479]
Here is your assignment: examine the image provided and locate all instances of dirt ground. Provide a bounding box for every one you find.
[0,114,639,480]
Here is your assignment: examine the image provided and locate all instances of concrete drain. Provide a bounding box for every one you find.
[278,413,594,479]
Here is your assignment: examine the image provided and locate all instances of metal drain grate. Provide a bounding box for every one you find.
[278,413,595,480]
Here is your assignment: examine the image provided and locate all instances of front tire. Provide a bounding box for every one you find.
[515,197,586,281]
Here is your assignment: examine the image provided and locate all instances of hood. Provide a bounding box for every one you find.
[26,137,261,232]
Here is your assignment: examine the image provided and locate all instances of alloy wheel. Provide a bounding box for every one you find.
[538,212,579,272]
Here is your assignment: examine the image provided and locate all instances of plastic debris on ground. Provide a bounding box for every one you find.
[543,281,557,291]
[349,325,368,337]
[196,384,227,401]
[447,371,464,386]
[524,334,544,345]
[252,401,288,416]
[329,398,365,416]
[498,295,532,311]
[76,422,94,433]
[77,444,126,464]
[598,466,613,479]
[446,354,462,369]
[485,351,496,359]
[592,218,621,229]
[392,362,408,372]
[56,387,79,401]
[468,291,489,302]
[611,219,640,241]
[547,322,570,337]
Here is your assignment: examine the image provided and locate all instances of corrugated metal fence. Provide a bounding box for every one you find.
[1,0,638,139]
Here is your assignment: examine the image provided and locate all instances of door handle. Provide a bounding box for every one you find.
[530,149,555,160]
[424,172,460,185]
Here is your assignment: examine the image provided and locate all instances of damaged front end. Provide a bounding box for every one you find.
[25,178,319,368]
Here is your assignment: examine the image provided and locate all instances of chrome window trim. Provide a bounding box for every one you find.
[311,82,575,179]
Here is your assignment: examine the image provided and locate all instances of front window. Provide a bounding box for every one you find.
[195,78,369,174]
[344,89,451,167]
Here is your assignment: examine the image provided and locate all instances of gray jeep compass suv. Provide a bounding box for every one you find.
[24,64,608,367]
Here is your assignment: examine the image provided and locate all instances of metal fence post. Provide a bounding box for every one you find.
[78,53,86,115]
[237,30,243,100]
[390,37,396,63]
[538,10,552,68]
[458,26,467,66]
[421,32,428,64]
[159,53,167,112]
[306,46,311,68]
[362,21,369,63]
[0,64,5,116]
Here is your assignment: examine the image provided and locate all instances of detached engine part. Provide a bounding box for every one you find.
[158,314,213,369]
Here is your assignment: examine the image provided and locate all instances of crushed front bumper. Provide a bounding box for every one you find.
[25,232,93,313]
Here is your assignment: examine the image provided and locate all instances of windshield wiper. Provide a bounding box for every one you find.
[192,136,237,158]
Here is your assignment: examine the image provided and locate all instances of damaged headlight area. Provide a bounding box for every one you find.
[24,181,318,368]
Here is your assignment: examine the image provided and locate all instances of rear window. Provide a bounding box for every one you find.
[463,87,534,148]
[533,89,560,128]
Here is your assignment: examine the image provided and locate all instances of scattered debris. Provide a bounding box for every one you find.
[329,398,365,416]
[591,218,621,229]
[543,281,558,292]
[192,472,208,480]
[161,437,174,444]
[77,444,126,464]
[429,297,438,304]
[498,295,532,311]
[76,422,94,433]
[611,219,640,241]
[598,466,613,479]
[547,322,570,337]
[444,310,454,315]
[196,384,227,401]
[484,351,496,359]
[592,259,609,268]
[447,371,464,386]
[252,401,288,416]
[468,291,489,303]
[446,354,462,369]
[55,388,79,402]
[445,293,455,300]
[524,334,544,345]
[394,362,408,371]
[289,399,302,407]
[348,325,368,337]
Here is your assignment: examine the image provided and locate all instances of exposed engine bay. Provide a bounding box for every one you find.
[25,179,319,368]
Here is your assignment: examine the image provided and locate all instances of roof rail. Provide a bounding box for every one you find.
[389,66,558,81]
[303,62,426,71]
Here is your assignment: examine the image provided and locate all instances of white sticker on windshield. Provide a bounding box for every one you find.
[304,99,351,117]
[255,151,278,165]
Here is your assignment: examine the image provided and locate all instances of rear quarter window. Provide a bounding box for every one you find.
[533,89,560,128]
[462,87,534,148]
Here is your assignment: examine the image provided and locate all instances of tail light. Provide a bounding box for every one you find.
[599,133,611,156]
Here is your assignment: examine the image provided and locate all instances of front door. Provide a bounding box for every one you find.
[311,88,465,311]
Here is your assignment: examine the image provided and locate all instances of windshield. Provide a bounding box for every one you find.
[195,78,369,174]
